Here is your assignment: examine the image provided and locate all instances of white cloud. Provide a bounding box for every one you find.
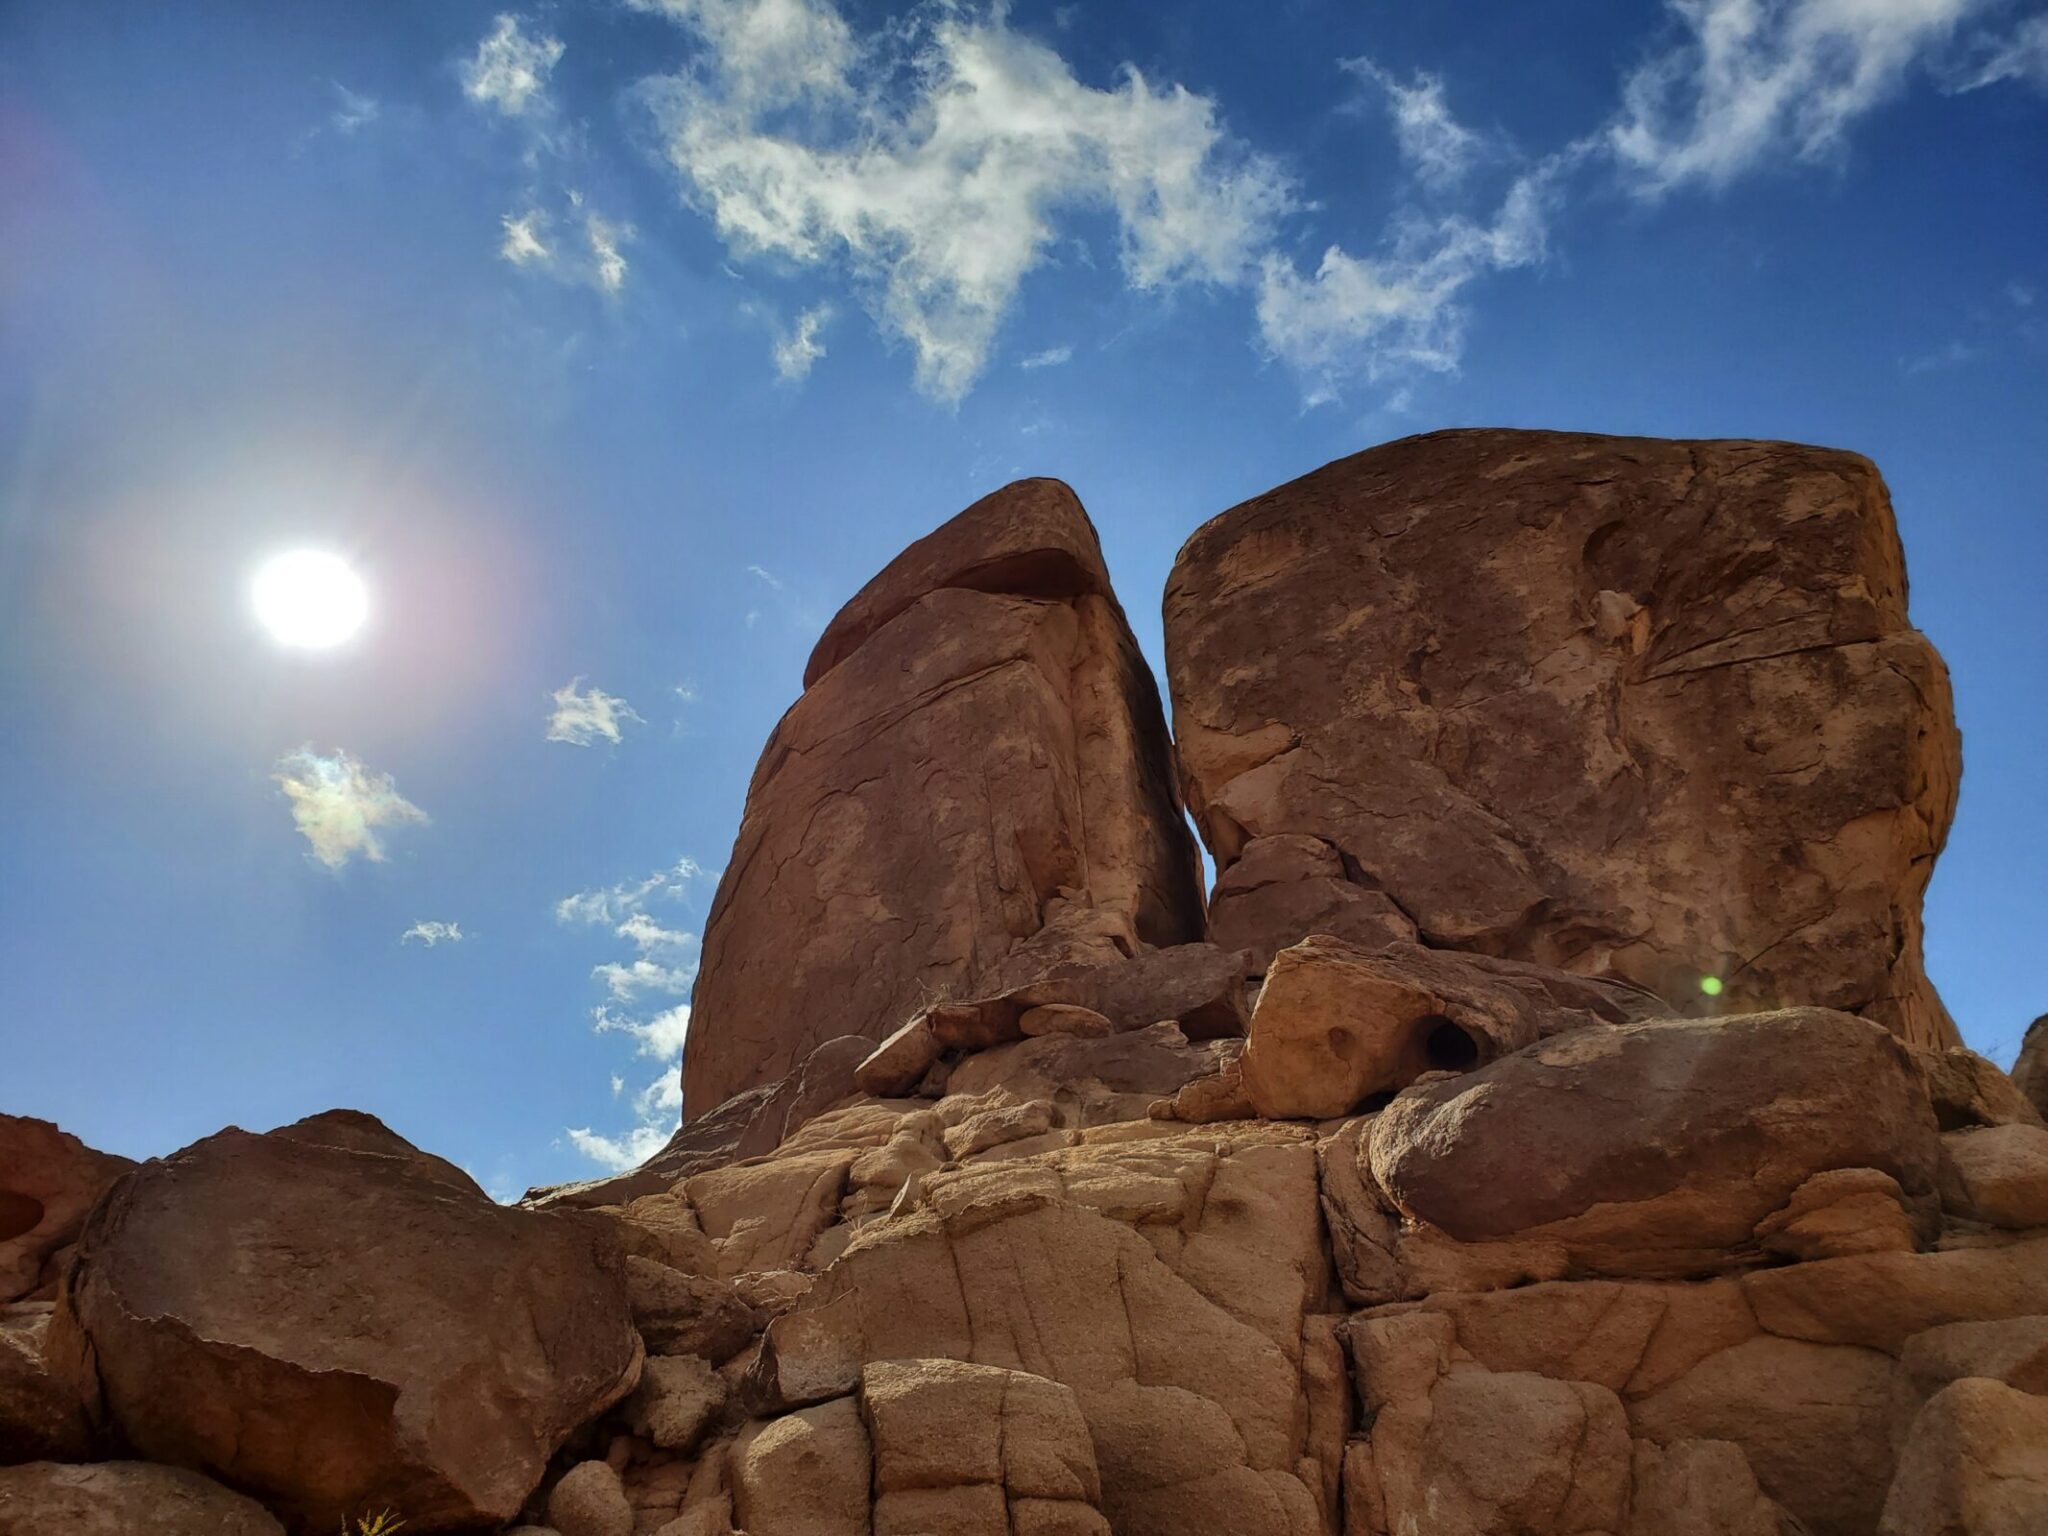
[463,13,565,118]
[501,209,553,266]
[774,305,832,381]
[1344,59,1483,187]
[634,0,1294,402]
[557,855,710,1170]
[1952,13,2048,90]
[567,1003,694,1169]
[1256,166,1557,403]
[331,82,381,135]
[586,211,633,294]
[1020,345,1073,369]
[555,855,709,926]
[1607,0,1987,195]
[273,748,428,870]
[745,564,783,589]
[402,920,464,946]
[546,678,644,746]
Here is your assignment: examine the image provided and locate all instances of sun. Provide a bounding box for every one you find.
[250,550,369,649]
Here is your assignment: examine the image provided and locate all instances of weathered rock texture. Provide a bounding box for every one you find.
[683,478,1205,1119]
[50,1110,642,1532]
[24,434,2044,1536]
[0,1116,133,1304]
[2014,1013,2048,1122]
[1165,429,1962,1048]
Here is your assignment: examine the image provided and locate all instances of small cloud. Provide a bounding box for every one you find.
[546,678,644,747]
[331,82,381,135]
[1606,0,1980,196]
[1343,59,1484,188]
[585,211,633,294]
[273,748,428,870]
[746,565,784,590]
[1950,14,2048,93]
[1020,345,1073,370]
[401,920,464,946]
[555,855,709,927]
[1902,339,1978,375]
[462,13,564,119]
[609,1073,625,1096]
[501,210,552,266]
[2008,281,2037,309]
[774,305,832,381]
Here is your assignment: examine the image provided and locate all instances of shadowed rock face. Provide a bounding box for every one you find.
[1165,428,1962,1049]
[48,1111,642,1533]
[683,479,1205,1120]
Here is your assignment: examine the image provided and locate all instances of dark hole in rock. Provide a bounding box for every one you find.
[0,1190,46,1244]
[1358,1090,1397,1114]
[1421,1015,1479,1073]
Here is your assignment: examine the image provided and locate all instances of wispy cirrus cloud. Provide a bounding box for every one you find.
[1606,0,1990,195]
[632,0,1294,404]
[546,678,644,747]
[1343,59,1485,188]
[273,748,428,870]
[402,920,464,946]
[557,856,712,1170]
[462,13,564,119]
[1020,345,1073,370]
[774,305,832,381]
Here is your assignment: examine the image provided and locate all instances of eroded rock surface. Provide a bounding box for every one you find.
[1165,429,1962,1048]
[51,1110,642,1532]
[684,478,1205,1119]
[0,1116,133,1304]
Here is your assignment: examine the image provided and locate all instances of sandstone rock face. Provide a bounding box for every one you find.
[684,479,1204,1119]
[0,1461,285,1536]
[32,437,2048,1536]
[52,1110,642,1532]
[0,1115,133,1303]
[2015,1013,2048,1121]
[0,1304,93,1464]
[1368,1009,1942,1279]
[1239,936,1665,1119]
[1165,429,1962,1048]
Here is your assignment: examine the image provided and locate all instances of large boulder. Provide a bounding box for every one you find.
[0,1115,133,1303]
[0,1461,284,1536]
[50,1110,642,1531]
[0,1304,93,1464]
[1368,1008,1944,1278]
[1165,429,1961,1049]
[684,479,1205,1119]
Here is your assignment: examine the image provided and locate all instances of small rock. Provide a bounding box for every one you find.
[546,1460,632,1536]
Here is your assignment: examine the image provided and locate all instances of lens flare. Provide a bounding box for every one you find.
[251,550,368,649]
[1698,975,1724,997]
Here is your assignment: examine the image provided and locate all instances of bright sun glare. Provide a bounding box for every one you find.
[251,550,369,649]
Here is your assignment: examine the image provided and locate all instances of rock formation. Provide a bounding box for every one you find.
[0,1116,133,1305]
[47,1111,642,1531]
[681,478,1205,1120]
[7,430,2046,1536]
[1165,429,1961,1049]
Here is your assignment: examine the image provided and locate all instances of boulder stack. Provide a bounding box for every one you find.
[1165,430,1962,1049]
[12,430,2045,1536]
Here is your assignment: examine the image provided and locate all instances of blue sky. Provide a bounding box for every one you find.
[3,0,2044,1197]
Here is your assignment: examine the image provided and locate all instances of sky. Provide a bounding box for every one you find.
[3,0,2045,1199]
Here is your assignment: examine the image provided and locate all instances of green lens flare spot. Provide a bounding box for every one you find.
[1698,975,1724,997]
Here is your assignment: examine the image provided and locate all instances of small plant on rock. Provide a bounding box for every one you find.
[344,1514,405,1536]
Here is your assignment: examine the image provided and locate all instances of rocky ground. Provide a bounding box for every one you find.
[6,429,2048,1535]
